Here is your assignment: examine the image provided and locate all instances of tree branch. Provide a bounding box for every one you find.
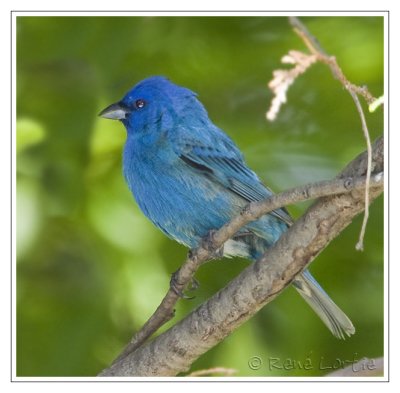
[99,136,383,376]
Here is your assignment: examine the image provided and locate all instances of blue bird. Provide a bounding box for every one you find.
[100,76,355,339]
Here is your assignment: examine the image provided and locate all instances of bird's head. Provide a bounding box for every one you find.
[99,76,208,134]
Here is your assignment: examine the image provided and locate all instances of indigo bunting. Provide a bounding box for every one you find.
[100,76,355,339]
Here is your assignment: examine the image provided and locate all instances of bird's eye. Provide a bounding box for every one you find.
[135,99,146,110]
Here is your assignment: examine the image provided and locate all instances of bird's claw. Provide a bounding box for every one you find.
[188,277,200,291]
[170,270,200,299]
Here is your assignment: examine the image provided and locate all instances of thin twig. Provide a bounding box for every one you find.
[289,16,327,55]
[108,171,383,366]
[188,367,237,377]
[288,17,377,105]
[286,16,378,250]
[349,91,373,251]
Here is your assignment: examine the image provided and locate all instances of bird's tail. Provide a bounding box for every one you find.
[292,269,355,339]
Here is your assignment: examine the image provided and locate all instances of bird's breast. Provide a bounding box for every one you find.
[123,140,240,247]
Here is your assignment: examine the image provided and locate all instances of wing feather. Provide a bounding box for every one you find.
[176,136,293,226]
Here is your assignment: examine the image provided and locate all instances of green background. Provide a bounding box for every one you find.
[16,16,384,377]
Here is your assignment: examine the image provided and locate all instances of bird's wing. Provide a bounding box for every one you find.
[174,130,293,226]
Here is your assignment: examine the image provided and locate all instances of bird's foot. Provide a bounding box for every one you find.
[170,270,200,299]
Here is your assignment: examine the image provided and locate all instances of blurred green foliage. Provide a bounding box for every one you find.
[16,16,384,377]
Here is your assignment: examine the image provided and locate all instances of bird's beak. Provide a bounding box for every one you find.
[98,102,130,120]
